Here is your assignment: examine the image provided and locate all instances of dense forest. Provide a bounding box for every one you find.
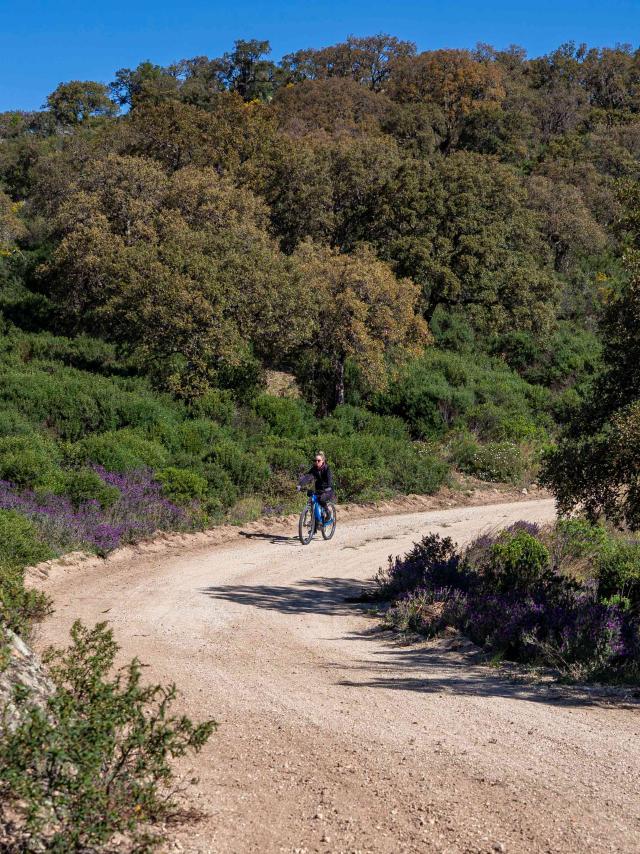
[1,34,640,566]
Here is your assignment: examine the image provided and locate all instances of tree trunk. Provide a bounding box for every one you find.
[334,358,346,408]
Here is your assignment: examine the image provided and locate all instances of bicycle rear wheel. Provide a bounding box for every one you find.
[321,502,337,540]
[298,505,315,545]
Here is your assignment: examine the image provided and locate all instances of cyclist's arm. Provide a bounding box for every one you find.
[326,467,334,490]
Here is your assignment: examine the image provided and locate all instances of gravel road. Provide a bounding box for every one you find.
[33,498,640,853]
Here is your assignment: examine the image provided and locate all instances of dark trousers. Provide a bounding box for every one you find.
[316,488,334,509]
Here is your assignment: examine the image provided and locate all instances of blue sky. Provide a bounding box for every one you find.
[1,0,639,111]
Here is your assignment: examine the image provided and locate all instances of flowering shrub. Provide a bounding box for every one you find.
[378,522,640,681]
[0,468,191,556]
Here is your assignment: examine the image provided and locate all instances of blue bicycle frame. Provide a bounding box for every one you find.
[310,492,327,525]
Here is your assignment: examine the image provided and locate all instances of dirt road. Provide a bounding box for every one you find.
[33,499,640,853]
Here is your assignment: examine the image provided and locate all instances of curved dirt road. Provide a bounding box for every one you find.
[33,499,640,853]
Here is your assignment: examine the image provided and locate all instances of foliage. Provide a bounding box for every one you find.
[293,242,428,408]
[45,81,117,125]
[0,621,215,852]
[377,522,640,681]
[374,348,551,441]
[448,435,530,484]
[0,510,52,638]
[542,244,640,527]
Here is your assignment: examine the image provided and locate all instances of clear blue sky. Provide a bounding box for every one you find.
[1,0,639,111]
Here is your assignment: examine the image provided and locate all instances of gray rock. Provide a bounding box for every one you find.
[0,629,54,732]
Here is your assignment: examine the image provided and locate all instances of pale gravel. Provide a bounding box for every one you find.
[31,499,640,854]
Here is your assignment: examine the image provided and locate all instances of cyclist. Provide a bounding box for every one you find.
[298,450,335,521]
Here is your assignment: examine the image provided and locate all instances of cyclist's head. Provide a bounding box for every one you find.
[314,450,326,467]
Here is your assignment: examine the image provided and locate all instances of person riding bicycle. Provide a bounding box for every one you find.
[298,451,335,520]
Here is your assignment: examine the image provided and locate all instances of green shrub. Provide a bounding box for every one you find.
[375,349,552,440]
[261,436,308,476]
[190,388,236,425]
[1,562,51,638]
[597,541,640,606]
[321,405,409,440]
[466,403,542,442]
[253,394,316,439]
[68,429,169,472]
[14,331,123,375]
[384,442,449,494]
[334,464,380,499]
[449,434,528,483]
[157,467,207,505]
[148,416,225,457]
[0,407,36,437]
[551,518,609,569]
[486,531,551,594]
[0,621,215,853]
[0,510,53,568]
[205,440,269,493]
[0,511,53,636]
[0,434,60,488]
[61,468,120,510]
[227,496,263,524]
[200,463,240,512]
[0,362,181,441]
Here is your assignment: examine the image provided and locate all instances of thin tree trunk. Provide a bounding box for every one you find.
[335,358,346,408]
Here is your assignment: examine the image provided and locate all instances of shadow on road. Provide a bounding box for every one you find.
[239,531,299,546]
[333,639,639,709]
[201,575,374,616]
[200,576,639,710]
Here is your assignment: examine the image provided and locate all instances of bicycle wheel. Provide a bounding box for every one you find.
[321,502,337,540]
[298,504,315,545]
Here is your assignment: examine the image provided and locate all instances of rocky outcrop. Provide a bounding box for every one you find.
[0,629,53,731]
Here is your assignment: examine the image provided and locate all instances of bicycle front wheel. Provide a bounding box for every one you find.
[299,505,315,545]
[321,502,337,540]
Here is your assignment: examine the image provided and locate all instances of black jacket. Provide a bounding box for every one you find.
[303,463,334,494]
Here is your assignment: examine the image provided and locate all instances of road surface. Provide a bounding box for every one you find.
[33,499,640,853]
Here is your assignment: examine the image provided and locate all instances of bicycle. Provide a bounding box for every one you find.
[298,491,337,545]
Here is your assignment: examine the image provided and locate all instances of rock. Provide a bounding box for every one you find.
[0,629,54,732]
[521,488,528,495]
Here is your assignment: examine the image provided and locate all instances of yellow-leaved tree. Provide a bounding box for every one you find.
[293,242,429,410]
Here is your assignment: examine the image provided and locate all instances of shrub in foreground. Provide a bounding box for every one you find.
[0,621,215,853]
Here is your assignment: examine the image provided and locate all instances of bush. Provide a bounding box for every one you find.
[597,541,640,606]
[190,388,236,425]
[0,362,181,441]
[376,524,640,681]
[0,510,54,569]
[0,511,52,637]
[374,349,550,440]
[377,523,640,678]
[60,468,120,510]
[253,394,316,439]
[321,405,409,440]
[68,429,169,472]
[381,440,449,494]
[157,467,207,505]
[0,407,36,437]
[0,434,60,488]
[0,621,215,852]
[205,440,269,493]
[449,434,528,483]
[375,533,463,598]
[485,531,551,594]
[14,331,123,375]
